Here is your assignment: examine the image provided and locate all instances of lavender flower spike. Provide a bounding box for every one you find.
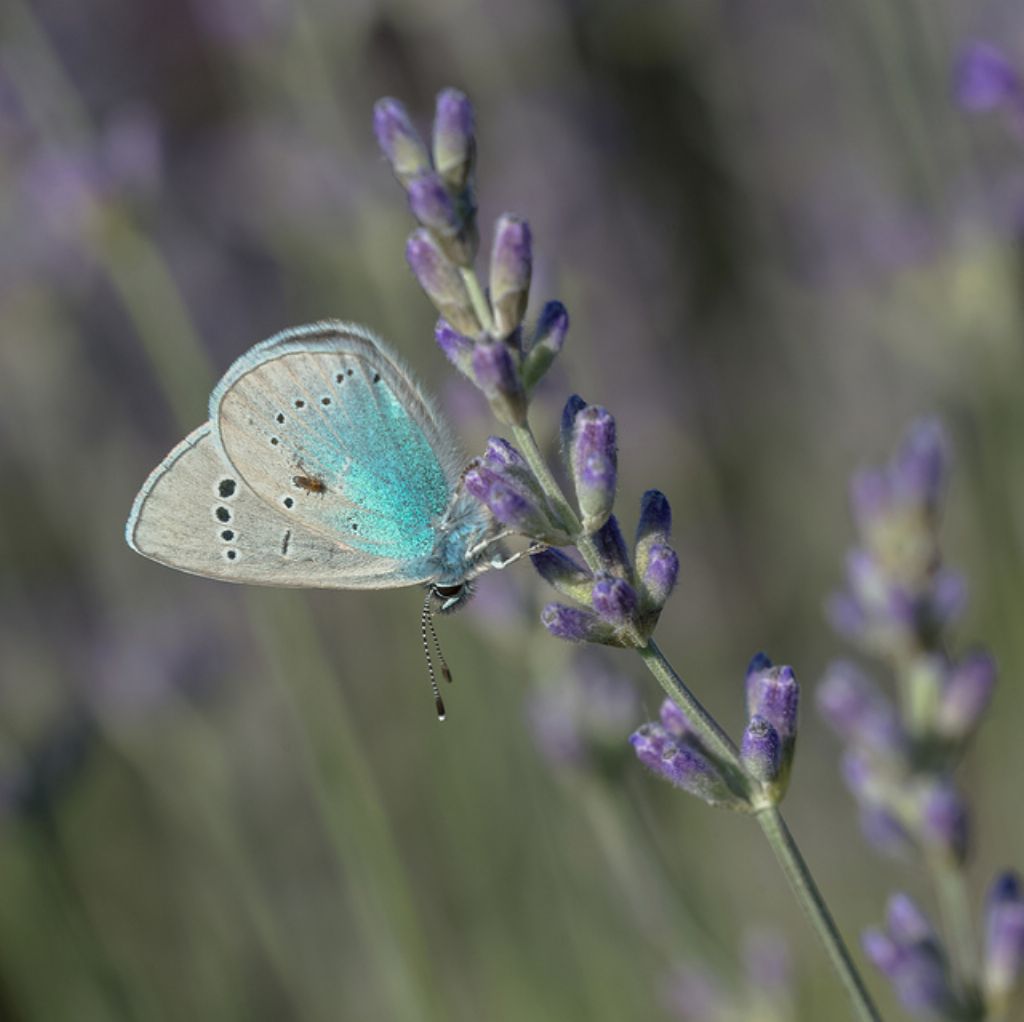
[569,405,617,534]
[432,87,475,191]
[373,98,431,187]
[984,871,1024,1013]
[489,214,532,338]
[406,230,480,336]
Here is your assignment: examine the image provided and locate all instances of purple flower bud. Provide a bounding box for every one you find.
[862,922,955,1017]
[637,489,673,547]
[741,715,782,786]
[489,214,532,338]
[374,98,431,186]
[471,340,526,425]
[954,42,1022,112]
[592,515,632,580]
[887,894,936,946]
[850,467,892,532]
[984,870,1024,1008]
[541,602,614,645]
[893,418,948,512]
[530,548,594,604]
[560,394,588,460]
[919,782,969,865]
[859,805,915,859]
[405,229,479,335]
[931,569,967,627]
[591,576,638,628]
[936,649,995,742]
[435,319,475,376]
[464,463,563,542]
[407,173,458,232]
[641,544,679,610]
[569,406,617,533]
[630,724,746,809]
[522,300,569,390]
[432,88,475,191]
[746,662,799,743]
[659,698,692,737]
[817,660,904,755]
[483,436,528,473]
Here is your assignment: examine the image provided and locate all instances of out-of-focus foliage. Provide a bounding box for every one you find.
[1,0,1023,1018]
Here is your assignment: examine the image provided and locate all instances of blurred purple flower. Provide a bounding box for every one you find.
[954,42,1023,112]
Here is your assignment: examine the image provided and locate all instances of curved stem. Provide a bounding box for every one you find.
[757,807,883,1022]
[459,267,497,336]
[638,640,743,774]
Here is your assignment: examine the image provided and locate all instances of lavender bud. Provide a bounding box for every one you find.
[373,98,431,186]
[859,805,916,860]
[741,716,782,788]
[522,301,569,390]
[746,662,799,744]
[630,724,746,810]
[817,660,904,756]
[405,173,475,265]
[636,489,672,550]
[406,230,480,335]
[954,42,1023,112]
[931,569,967,627]
[746,660,799,782]
[569,406,617,533]
[482,436,546,501]
[918,782,969,865]
[850,467,892,532]
[887,894,936,945]
[894,417,948,512]
[560,394,588,461]
[984,871,1024,1010]
[936,649,995,742]
[530,548,594,605]
[464,463,565,543]
[862,924,955,1017]
[435,319,475,377]
[489,214,532,338]
[592,515,632,581]
[591,576,638,629]
[471,341,526,425]
[541,602,614,645]
[641,544,679,611]
[432,87,475,191]
[659,698,692,737]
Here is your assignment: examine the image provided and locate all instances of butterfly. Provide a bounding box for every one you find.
[126,321,500,711]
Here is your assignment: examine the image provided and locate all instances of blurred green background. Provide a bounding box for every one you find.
[1,0,1023,1018]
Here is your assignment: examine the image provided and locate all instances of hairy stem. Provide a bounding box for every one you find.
[757,808,883,1022]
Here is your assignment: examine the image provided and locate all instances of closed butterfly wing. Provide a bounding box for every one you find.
[126,423,425,588]
[210,322,463,570]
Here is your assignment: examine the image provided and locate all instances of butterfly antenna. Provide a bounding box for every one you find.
[426,606,453,686]
[421,592,447,721]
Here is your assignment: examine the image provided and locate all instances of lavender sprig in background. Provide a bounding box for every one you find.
[375,86,882,1022]
[820,421,1024,1020]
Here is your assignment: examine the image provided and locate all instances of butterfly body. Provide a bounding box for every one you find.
[126,322,497,605]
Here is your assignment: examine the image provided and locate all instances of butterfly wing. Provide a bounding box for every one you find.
[126,423,425,588]
[210,322,462,567]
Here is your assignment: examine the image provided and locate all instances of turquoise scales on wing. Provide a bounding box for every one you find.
[210,323,479,573]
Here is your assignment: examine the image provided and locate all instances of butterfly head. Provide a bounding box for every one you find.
[428,580,474,614]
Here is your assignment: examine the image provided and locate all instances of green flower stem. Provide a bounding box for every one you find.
[757,807,883,1022]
